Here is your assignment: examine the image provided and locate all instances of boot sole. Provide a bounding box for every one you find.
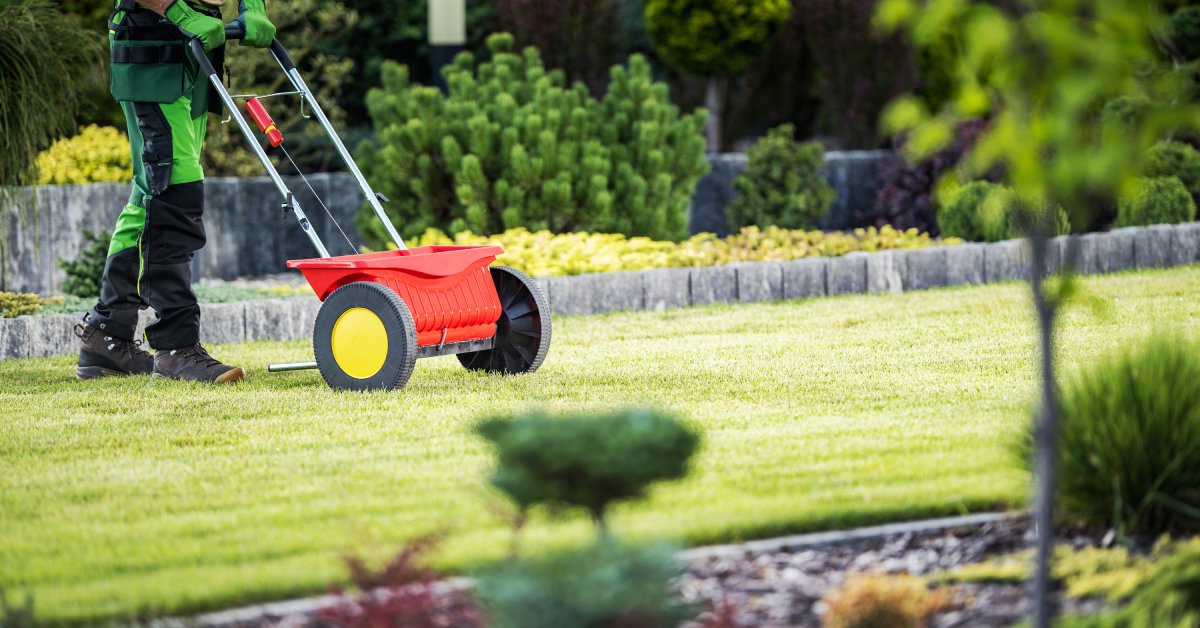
[76,366,141,380]
[151,366,247,384]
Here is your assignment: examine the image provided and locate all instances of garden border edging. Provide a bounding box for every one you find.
[2,222,1197,360]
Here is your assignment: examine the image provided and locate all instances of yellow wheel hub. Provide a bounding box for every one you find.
[330,307,388,379]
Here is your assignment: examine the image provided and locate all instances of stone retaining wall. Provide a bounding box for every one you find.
[1,152,885,295]
[3,222,1197,361]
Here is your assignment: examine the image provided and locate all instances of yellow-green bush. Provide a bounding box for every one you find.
[34,124,130,185]
[0,292,42,318]
[821,574,951,628]
[408,225,956,277]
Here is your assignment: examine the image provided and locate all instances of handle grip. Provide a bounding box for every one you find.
[224,22,246,40]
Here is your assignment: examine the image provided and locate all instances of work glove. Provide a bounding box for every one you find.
[164,0,225,51]
[235,0,276,48]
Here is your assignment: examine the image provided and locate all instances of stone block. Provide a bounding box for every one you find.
[945,244,985,286]
[544,272,645,316]
[1133,225,1175,269]
[642,267,691,311]
[1170,222,1200,266]
[687,154,746,237]
[826,253,867,296]
[735,262,784,303]
[984,239,1029,283]
[291,298,321,341]
[244,299,298,341]
[534,277,552,310]
[905,247,948,291]
[866,250,905,294]
[201,177,245,281]
[782,258,827,299]
[0,317,30,360]
[1095,228,1136,274]
[689,265,738,306]
[199,302,246,345]
[26,315,76,358]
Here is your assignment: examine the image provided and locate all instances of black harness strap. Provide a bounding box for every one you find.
[111,44,187,64]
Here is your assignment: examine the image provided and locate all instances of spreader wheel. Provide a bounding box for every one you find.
[313,281,417,391]
[458,266,551,374]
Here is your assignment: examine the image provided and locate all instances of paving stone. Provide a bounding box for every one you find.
[1170,222,1200,266]
[199,302,246,345]
[0,317,30,360]
[290,299,321,341]
[905,247,948,291]
[1133,224,1174,269]
[826,253,867,296]
[984,239,1029,283]
[735,262,783,303]
[946,244,985,286]
[26,315,76,358]
[1096,228,1136,273]
[245,299,299,341]
[781,258,827,299]
[1074,233,1102,275]
[690,265,738,305]
[546,272,645,316]
[866,250,905,294]
[642,267,691,311]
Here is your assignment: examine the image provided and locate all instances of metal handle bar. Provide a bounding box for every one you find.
[186,32,407,257]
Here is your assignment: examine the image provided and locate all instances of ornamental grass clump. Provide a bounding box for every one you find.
[475,408,698,530]
[821,574,951,628]
[1040,335,1200,536]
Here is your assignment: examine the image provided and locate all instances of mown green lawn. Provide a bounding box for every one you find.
[1,267,1197,624]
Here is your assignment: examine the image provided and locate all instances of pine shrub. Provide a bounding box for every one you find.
[0,292,42,318]
[1116,176,1197,227]
[1144,140,1200,201]
[57,229,109,299]
[727,124,835,230]
[939,181,1069,242]
[357,33,709,246]
[474,539,691,628]
[474,408,698,527]
[1046,335,1200,536]
[35,125,130,185]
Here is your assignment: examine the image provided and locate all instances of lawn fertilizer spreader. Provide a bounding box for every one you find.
[189,27,550,390]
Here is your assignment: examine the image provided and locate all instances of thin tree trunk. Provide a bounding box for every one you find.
[1028,232,1060,628]
[705,77,722,153]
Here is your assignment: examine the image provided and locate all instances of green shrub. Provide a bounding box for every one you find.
[0,292,42,318]
[1116,176,1198,227]
[474,539,692,628]
[642,0,790,77]
[1144,141,1200,200]
[1171,6,1200,62]
[34,125,130,185]
[57,230,109,299]
[358,33,709,246]
[939,182,1069,242]
[1100,96,1149,131]
[1061,540,1200,627]
[1044,335,1200,536]
[727,124,835,230]
[475,408,698,527]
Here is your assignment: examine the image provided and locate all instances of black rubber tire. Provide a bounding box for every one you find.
[458,266,551,374]
[313,281,418,391]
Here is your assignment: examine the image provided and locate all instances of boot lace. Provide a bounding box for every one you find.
[76,323,149,360]
[178,344,222,368]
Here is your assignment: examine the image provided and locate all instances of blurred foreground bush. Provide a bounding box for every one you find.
[406,225,953,277]
[34,125,129,185]
[359,33,708,245]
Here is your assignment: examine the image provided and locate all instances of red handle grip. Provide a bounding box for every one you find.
[245,97,284,148]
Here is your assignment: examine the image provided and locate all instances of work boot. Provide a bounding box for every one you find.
[152,343,246,384]
[75,323,154,379]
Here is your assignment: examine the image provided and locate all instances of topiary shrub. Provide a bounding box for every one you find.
[34,125,130,185]
[358,33,709,246]
[1116,176,1198,227]
[57,229,109,299]
[474,408,698,529]
[937,180,996,242]
[1171,6,1200,62]
[820,574,951,628]
[0,292,42,318]
[1100,96,1149,131]
[1144,140,1200,203]
[726,124,835,230]
[938,181,1069,242]
[1043,335,1200,536]
[474,539,692,628]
